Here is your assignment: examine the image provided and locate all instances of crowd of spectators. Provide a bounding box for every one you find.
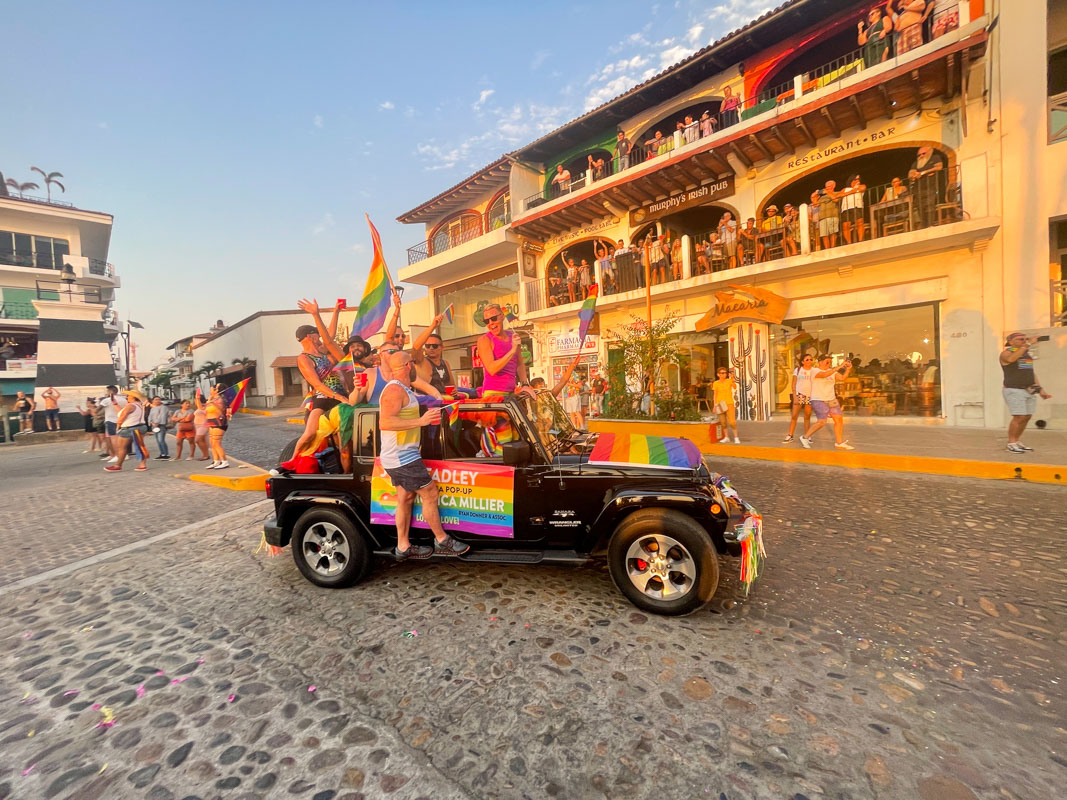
[860,1,960,67]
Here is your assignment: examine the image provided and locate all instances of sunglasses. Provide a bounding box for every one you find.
[484,314,502,323]
[424,343,441,349]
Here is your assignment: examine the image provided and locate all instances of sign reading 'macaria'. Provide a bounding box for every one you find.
[696,284,790,330]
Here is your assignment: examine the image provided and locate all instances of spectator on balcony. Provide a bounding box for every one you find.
[578,258,594,298]
[588,154,606,181]
[881,176,909,202]
[696,239,711,275]
[550,164,571,196]
[817,181,842,249]
[548,276,568,307]
[565,256,579,303]
[739,217,758,265]
[614,130,633,171]
[893,0,928,54]
[839,174,868,243]
[683,115,699,145]
[700,111,717,138]
[719,85,741,128]
[670,239,684,281]
[908,145,945,228]
[859,5,893,68]
[718,211,739,270]
[644,131,665,160]
[807,190,823,251]
[783,203,801,257]
[757,205,784,262]
[930,0,959,38]
[654,235,670,284]
[595,242,615,293]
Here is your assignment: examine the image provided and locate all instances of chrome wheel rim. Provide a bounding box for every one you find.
[301,522,350,577]
[624,534,696,600]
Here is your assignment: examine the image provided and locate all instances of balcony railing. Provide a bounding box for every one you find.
[523,3,967,211]
[1050,91,1067,144]
[87,258,116,277]
[406,204,511,266]
[0,301,37,319]
[0,193,74,208]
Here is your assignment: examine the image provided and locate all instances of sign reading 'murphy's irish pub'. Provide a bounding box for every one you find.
[629,175,736,226]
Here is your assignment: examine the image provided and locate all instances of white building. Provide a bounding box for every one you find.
[0,189,122,432]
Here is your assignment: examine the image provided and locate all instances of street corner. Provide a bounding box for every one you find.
[189,471,268,492]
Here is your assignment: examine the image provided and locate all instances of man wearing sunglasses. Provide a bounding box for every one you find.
[477,303,529,395]
[408,311,455,395]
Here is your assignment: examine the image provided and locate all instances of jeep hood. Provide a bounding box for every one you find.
[582,431,703,471]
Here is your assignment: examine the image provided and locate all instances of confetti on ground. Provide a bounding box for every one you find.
[170,676,189,685]
[27,730,34,737]
[21,764,35,777]
[95,706,115,728]
[227,694,236,703]
[196,657,205,664]
[308,685,317,693]
[154,670,165,676]
[22,632,33,639]
[63,690,79,697]
[135,685,146,698]
[98,764,107,774]
[91,704,101,710]
[401,629,419,639]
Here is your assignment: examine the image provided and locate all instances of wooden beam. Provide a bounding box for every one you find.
[729,140,753,169]
[877,84,894,119]
[673,161,704,185]
[943,53,956,100]
[960,49,970,137]
[611,185,643,206]
[748,133,774,162]
[643,174,673,197]
[794,117,816,147]
[909,69,923,108]
[849,95,866,128]
[769,125,794,155]
[820,106,841,138]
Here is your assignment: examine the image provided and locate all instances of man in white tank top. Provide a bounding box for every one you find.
[379,350,470,560]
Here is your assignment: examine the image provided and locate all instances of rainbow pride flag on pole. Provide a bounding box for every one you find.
[333,352,355,372]
[577,284,598,343]
[353,215,395,340]
[221,378,251,414]
[588,432,702,470]
[443,303,455,325]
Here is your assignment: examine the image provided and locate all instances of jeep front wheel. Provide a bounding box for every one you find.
[607,508,719,616]
[291,508,370,588]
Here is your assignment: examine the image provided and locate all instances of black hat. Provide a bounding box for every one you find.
[295,324,317,341]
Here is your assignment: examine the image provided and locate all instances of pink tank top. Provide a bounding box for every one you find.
[482,331,518,393]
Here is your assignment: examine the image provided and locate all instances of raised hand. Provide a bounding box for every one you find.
[297,298,320,315]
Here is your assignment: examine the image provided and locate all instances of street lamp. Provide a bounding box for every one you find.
[120,319,144,388]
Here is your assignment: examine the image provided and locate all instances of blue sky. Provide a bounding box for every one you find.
[2,0,769,365]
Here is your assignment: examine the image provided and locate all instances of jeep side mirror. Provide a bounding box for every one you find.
[501,441,531,466]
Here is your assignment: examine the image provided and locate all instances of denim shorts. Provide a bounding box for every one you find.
[1002,387,1036,416]
[118,424,148,438]
[811,399,842,420]
[45,408,60,421]
[105,421,117,436]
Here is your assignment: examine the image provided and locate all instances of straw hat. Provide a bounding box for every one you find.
[123,389,147,403]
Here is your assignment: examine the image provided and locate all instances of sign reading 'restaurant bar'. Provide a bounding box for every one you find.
[629,174,735,226]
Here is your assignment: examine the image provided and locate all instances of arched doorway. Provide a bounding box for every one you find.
[755,20,864,100]
[544,236,615,304]
[556,148,615,187]
[631,202,742,274]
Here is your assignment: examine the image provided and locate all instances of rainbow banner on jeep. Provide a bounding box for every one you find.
[370,459,515,538]
[588,433,702,470]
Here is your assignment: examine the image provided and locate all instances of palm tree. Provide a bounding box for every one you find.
[199,360,224,392]
[0,172,8,197]
[231,357,254,381]
[30,168,65,203]
[5,179,40,199]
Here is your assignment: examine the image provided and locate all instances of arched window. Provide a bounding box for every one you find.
[634,100,722,163]
[429,211,483,256]
[486,191,510,230]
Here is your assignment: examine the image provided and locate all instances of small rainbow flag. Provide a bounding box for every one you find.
[443,303,455,325]
[505,311,518,323]
[353,215,395,340]
[588,432,702,470]
[578,284,599,343]
[221,378,251,414]
[334,353,355,372]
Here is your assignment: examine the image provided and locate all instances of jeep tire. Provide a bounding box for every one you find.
[607,508,719,616]
[291,508,371,588]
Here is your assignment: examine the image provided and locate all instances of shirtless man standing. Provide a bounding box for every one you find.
[411,312,455,394]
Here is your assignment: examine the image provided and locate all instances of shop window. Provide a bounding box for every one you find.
[770,303,941,418]
[1052,219,1067,325]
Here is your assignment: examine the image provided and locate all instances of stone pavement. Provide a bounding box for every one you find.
[0,442,259,588]
[0,460,1063,799]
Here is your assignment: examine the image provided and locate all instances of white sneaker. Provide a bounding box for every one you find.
[206,462,218,469]
[107,456,119,464]
[733,437,741,444]
[799,436,811,449]
[1006,443,1026,454]
[718,436,730,443]
[782,434,794,443]
[1015,442,1034,451]
[835,441,855,450]
[215,461,230,470]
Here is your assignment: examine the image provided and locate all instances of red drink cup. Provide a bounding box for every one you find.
[336,298,347,310]
[445,385,456,396]
[354,371,368,389]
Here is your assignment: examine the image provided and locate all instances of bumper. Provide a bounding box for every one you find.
[264,517,287,548]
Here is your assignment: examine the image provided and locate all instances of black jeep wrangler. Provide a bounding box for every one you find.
[264,391,764,616]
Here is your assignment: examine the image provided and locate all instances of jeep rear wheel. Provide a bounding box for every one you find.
[607,508,719,616]
[291,508,371,588]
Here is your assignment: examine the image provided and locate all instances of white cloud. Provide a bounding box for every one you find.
[658,43,692,68]
[472,89,495,111]
[403,105,418,119]
[707,0,774,29]
[379,100,395,110]
[686,23,705,45]
[313,114,324,128]
[530,49,550,70]
[312,213,335,236]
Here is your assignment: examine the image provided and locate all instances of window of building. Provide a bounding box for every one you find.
[435,264,519,340]
[486,191,510,230]
[0,230,70,269]
[1051,1,1067,142]
[770,303,942,418]
[429,213,482,256]
[1051,219,1067,325]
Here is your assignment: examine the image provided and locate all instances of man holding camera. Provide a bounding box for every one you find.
[1001,332,1053,454]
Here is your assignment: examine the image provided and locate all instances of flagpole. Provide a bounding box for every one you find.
[643,240,654,414]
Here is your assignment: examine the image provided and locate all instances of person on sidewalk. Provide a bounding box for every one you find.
[192,402,210,461]
[90,398,107,452]
[172,400,197,460]
[201,384,231,470]
[98,385,126,461]
[712,367,741,443]
[147,396,171,460]
[379,350,470,561]
[801,355,854,450]
[41,387,61,431]
[13,391,35,433]
[104,390,150,471]
[784,354,816,443]
[1000,332,1053,453]
[76,398,103,453]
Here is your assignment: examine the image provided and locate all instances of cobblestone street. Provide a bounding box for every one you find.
[0,446,1064,799]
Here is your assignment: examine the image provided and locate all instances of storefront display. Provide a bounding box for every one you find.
[770,303,941,417]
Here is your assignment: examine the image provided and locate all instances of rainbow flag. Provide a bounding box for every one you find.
[578,284,599,342]
[588,432,702,470]
[443,303,455,325]
[334,353,355,372]
[353,215,395,340]
[505,311,518,323]
[222,378,251,414]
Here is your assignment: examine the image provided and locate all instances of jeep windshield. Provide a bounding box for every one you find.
[519,389,582,454]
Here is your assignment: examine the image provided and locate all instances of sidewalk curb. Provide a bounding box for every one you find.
[700,443,1066,484]
[286,417,303,425]
[238,407,273,417]
[190,472,268,492]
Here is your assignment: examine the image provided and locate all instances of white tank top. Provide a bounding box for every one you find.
[120,402,145,427]
[379,381,422,469]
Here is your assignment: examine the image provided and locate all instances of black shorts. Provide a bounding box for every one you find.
[84,416,95,433]
[385,460,433,492]
[841,207,864,225]
[312,396,340,414]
